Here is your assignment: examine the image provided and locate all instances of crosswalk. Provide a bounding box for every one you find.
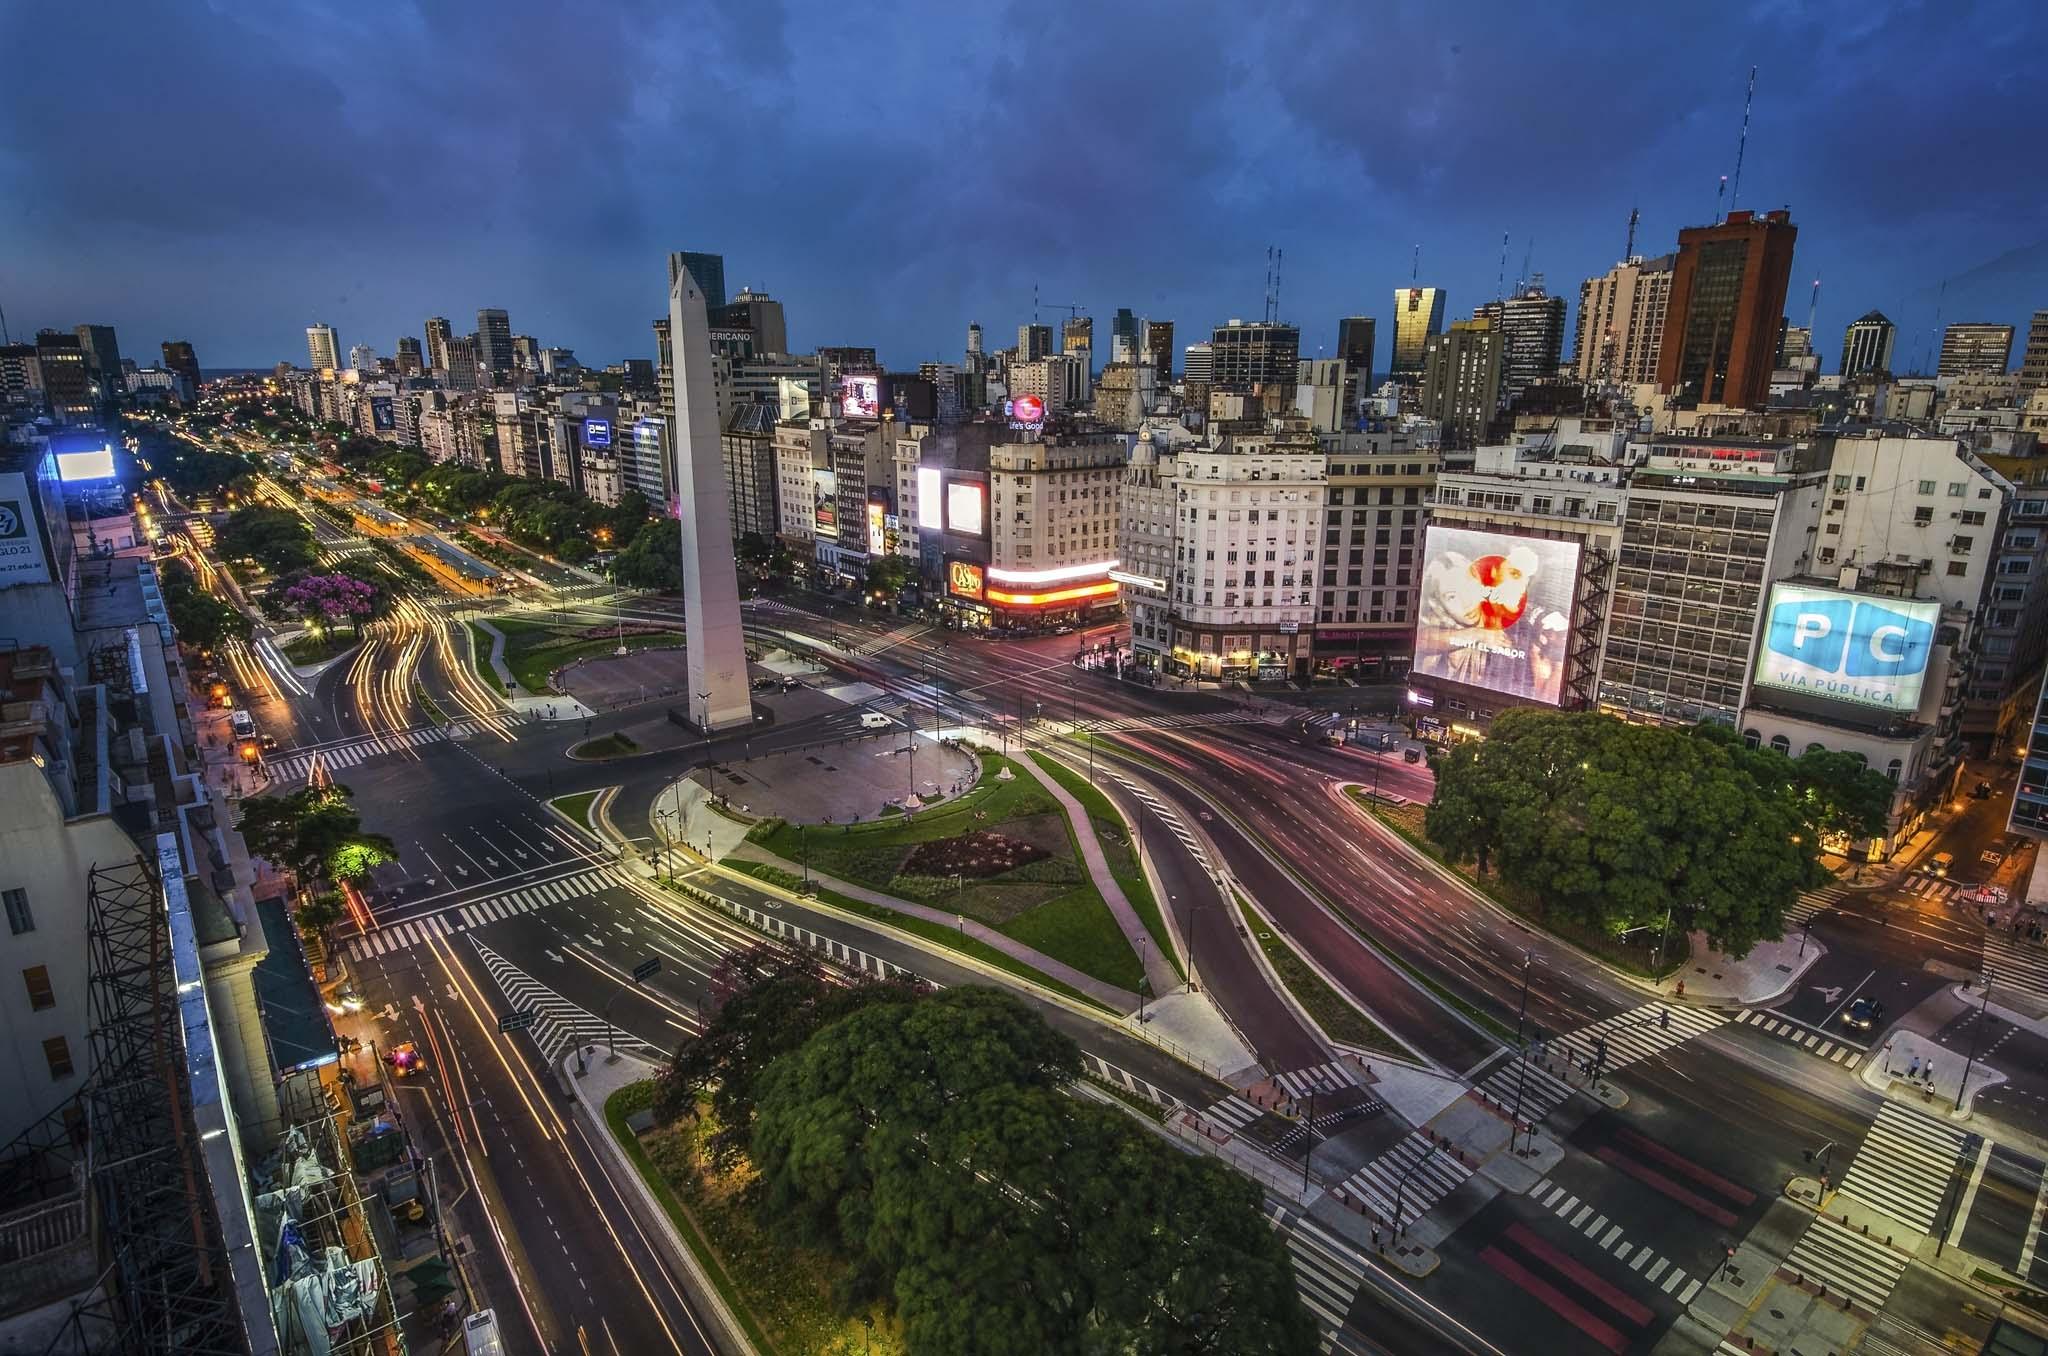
[851,623,933,657]
[1079,709,1280,734]
[1194,1093,1265,1136]
[1729,1010,1865,1068]
[344,868,618,961]
[1781,1101,1969,1315]
[270,720,488,783]
[1268,1205,1365,1349]
[1270,1099,1386,1153]
[1548,1002,1726,1077]
[1272,1060,1361,1100]
[471,939,675,1064]
[1334,1130,1474,1232]
[1105,772,1213,873]
[1529,1179,1703,1305]
[1983,931,2048,1007]
[1787,883,1854,926]
[1475,1054,1579,1125]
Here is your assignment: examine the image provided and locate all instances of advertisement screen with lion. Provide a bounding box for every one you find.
[1412,526,1579,705]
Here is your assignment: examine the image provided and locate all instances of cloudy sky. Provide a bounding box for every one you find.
[4,0,2042,375]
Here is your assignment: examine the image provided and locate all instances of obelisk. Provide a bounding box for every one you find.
[668,253,753,730]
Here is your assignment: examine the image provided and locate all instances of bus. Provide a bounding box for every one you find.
[462,1310,504,1356]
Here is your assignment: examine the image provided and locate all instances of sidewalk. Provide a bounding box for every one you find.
[1017,750,1182,997]
[1654,927,1827,1006]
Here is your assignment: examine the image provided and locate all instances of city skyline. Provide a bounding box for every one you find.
[3,1,2044,373]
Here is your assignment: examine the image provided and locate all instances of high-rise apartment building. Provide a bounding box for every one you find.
[305,323,340,372]
[1313,429,1436,676]
[1840,311,1896,379]
[669,251,727,310]
[159,340,202,401]
[442,335,479,392]
[476,309,514,383]
[395,336,423,375]
[1938,323,2015,378]
[1209,320,1300,393]
[1336,317,1375,416]
[424,316,453,373]
[2020,311,2048,396]
[33,332,91,417]
[1145,321,1174,384]
[1575,255,1674,386]
[1418,318,1503,449]
[1062,315,1093,369]
[1656,209,1798,408]
[1480,281,1566,405]
[1018,324,1053,362]
[1389,287,1446,385]
[348,344,379,373]
[72,324,122,401]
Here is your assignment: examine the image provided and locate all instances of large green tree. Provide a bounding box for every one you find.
[237,783,396,884]
[217,505,317,574]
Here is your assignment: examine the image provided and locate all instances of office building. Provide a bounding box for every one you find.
[1183,342,1214,385]
[512,334,539,373]
[1656,209,1798,408]
[1418,318,1504,450]
[1389,287,1446,386]
[1314,429,1436,677]
[1841,311,1896,379]
[1576,255,1674,386]
[2019,311,2048,396]
[305,323,340,372]
[712,288,788,358]
[1336,317,1375,419]
[1487,281,1566,405]
[1209,320,1300,394]
[34,331,92,418]
[442,334,479,391]
[1018,323,1053,363]
[1111,308,1139,363]
[158,341,201,404]
[1063,315,1093,366]
[1780,326,1814,363]
[1145,320,1174,385]
[0,344,42,408]
[1938,323,2016,379]
[348,343,379,373]
[721,403,781,540]
[476,308,514,383]
[424,316,453,373]
[669,250,727,310]
[72,324,122,402]
[395,335,424,375]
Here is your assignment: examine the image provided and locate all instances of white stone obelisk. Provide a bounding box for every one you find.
[668,254,753,730]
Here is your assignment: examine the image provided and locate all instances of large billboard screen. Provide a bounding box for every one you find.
[947,560,985,600]
[1412,525,1579,705]
[1752,584,1938,712]
[839,374,881,420]
[916,467,943,530]
[0,472,52,589]
[812,468,837,538]
[946,481,984,535]
[54,446,117,482]
[582,416,612,447]
[867,501,887,557]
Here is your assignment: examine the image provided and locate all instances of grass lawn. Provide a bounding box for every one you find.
[1345,788,1685,982]
[488,616,682,694]
[281,629,358,665]
[1233,893,1405,1056]
[552,790,600,831]
[1028,752,1183,980]
[604,1082,900,1355]
[719,862,1117,1014]
[571,731,640,759]
[744,754,1141,991]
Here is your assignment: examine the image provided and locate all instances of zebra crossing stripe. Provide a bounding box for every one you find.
[1837,1102,1967,1234]
[1784,1213,1908,1312]
[1198,1095,1261,1132]
[1337,1130,1473,1230]
[1272,1061,1358,1098]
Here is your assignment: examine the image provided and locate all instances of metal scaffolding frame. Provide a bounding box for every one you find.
[57,853,247,1356]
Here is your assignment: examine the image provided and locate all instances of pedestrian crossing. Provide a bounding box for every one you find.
[1729,1010,1865,1068]
[851,623,933,657]
[1079,709,1280,734]
[1835,1101,1968,1235]
[1334,1130,1473,1232]
[1783,1214,1910,1315]
[1547,1002,1727,1079]
[1194,1093,1265,1136]
[1267,1205,1365,1349]
[1271,1098,1387,1153]
[1272,1060,1361,1100]
[1983,932,2048,1007]
[1787,883,1854,926]
[270,720,488,783]
[1105,772,1213,873]
[1475,1053,1580,1125]
[1079,1054,1181,1114]
[1529,1179,1704,1306]
[344,868,617,961]
[470,939,674,1064]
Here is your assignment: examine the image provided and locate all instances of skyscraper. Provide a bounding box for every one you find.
[1490,281,1566,404]
[1655,209,1797,407]
[306,323,340,372]
[73,325,123,401]
[476,309,514,382]
[1418,318,1503,450]
[424,316,453,373]
[1111,308,1139,363]
[1937,323,2016,378]
[712,289,788,357]
[160,340,203,401]
[1576,255,1674,386]
[1389,287,1446,385]
[442,335,478,391]
[966,322,983,359]
[1182,342,1214,384]
[669,251,727,310]
[2021,312,2048,396]
[1062,315,1093,369]
[34,331,91,415]
[1208,320,1299,393]
[1145,320,1175,383]
[1840,311,1895,379]
[1018,324,1052,362]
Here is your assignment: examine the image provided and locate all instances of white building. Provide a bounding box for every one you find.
[773,417,828,545]
[985,431,1127,628]
[305,323,340,372]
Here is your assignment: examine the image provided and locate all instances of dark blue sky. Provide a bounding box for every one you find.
[5,1,2043,377]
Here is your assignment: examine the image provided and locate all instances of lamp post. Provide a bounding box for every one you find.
[1508,952,1539,1152]
[1957,974,1991,1113]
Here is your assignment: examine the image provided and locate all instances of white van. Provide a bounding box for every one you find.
[859,712,893,730]
[229,710,256,740]
[462,1310,504,1356]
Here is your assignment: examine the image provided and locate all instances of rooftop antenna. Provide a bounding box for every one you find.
[1623,206,1639,261]
[1032,283,1040,326]
[1496,232,1509,300]
[1272,247,1284,323]
[0,295,9,345]
[1728,65,1757,210]
[1519,238,1533,294]
[1262,247,1273,324]
[1411,244,1419,283]
[1714,174,1727,224]
[1807,278,1820,336]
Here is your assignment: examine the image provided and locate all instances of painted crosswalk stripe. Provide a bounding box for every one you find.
[1838,1101,1967,1234]
[1678,1279,1700,1304]
[1198,1095,1261,1133]
[1784,1213,1908,1313]
[1661,1267,1686,1294]
[1336,1131,1473,1231]
[1644,1258,1667,1282]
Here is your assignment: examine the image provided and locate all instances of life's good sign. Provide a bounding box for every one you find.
[0,473,51,589]
[1751,584,1938,712]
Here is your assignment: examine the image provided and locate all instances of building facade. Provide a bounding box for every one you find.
[306,323,340,372]
[1389,287,1446,387]
[1576,255,1674,387]
[984,432,1126,628]
[1313,430,1437,677]
[1938,323,2016,379]
[1418,319,1504,450]
[1841,311,1896,379]
[1656,209,1798,408]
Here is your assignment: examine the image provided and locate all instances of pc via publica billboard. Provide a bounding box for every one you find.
[1411,525,1578,705]
[1751,584,1938,712]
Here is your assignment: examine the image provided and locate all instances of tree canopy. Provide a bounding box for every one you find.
[1425,709,1830,956]
[237,783,396,884]
[159,561,251,650]
[216,505,317,575]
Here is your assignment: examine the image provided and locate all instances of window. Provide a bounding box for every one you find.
[22,966,53,1011]
[1833,475,1850,492]
[43,1037,72,1081]
[1886,759,1902,783]
[1952,536,1973,553]
[1917,480,1936,495]
[1948,483,1965,497]
[1769,735,1791,754]
[3,889,30,935]
[1948,560,1968,576]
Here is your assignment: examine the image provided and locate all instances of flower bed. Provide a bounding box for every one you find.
[901,829,1049,878]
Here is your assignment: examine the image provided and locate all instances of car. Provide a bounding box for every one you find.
[1981,848,2004,867]
[1841,997,1885,1031]
[385,1042,425,1077]
[750,676,779,691]
[1928,851,1954,877]
[1402,747,1423,764]
[858,711,893,730]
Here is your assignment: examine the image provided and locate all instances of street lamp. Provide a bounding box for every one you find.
[1956,974,1991,1112]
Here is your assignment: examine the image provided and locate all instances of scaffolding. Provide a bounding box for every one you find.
[58,853,247,1355]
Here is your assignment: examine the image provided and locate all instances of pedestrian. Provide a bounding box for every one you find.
[1908,1054,1920,1079]
[1925,1060,1937,1086]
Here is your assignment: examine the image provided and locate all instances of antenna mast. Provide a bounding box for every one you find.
[1033,283,1040,326]
[1496,233,1509,299]
[1729,65,1757,210]
[1519,239,1533,294]
[1807,278,1820,335]
[1624,207,1639,261]
[1272,247,1283,323]
[1714,175,1727,224]
[1411,244,1419,284]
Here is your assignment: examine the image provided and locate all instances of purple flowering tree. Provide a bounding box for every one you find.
[282,573,381,632]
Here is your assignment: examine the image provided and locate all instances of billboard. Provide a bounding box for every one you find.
[839,373,881,420]
[812,467,837,538]
[54,446,117,482]
[867,501,887,557]
[1006,393,1046,429]
[1752,584,1938,712]
[948,560,985,600]
[583,417,613,448]
[0,472,52,589]
[946,481,984,535]
[1412,525,1579,705]
[916,467,944,530]
[370,396,395,430]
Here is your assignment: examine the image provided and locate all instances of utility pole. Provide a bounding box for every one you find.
[1301,1088,1318,1194]
[1956,976,1991,1112]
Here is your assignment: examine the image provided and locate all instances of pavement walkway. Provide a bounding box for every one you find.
[1016,751,1182,998]
[1654,927,1827,1006]
[474,618,520,694]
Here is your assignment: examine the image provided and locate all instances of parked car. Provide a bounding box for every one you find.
[1841,997,1885,1032]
